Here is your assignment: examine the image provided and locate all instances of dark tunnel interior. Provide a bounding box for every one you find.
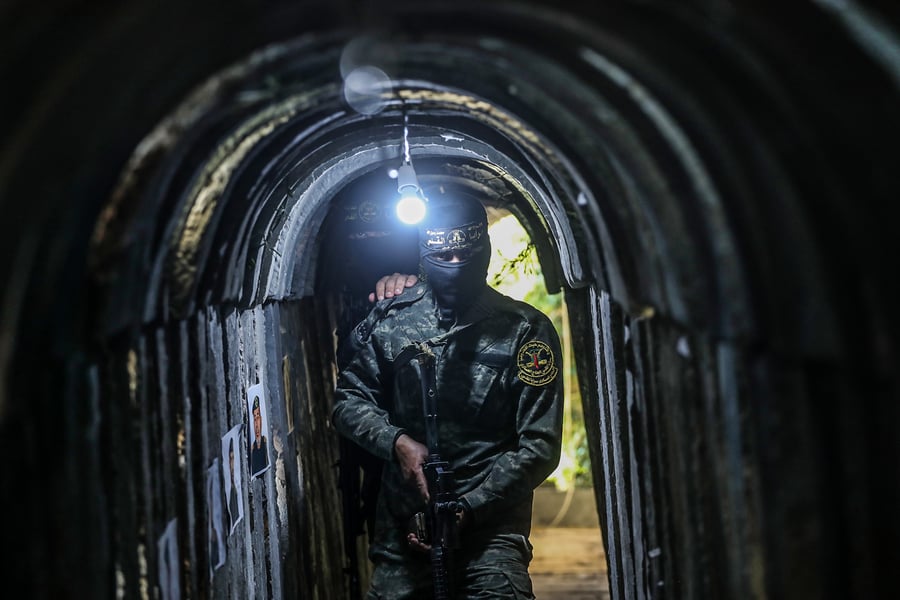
[1,1,898,598]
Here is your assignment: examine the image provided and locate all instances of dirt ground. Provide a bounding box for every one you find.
[530,527,610,599]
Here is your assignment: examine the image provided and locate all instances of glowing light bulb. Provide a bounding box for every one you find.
[396,193,427,225]
[395,163,426,225]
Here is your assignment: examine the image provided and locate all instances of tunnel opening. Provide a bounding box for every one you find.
[84,28,620,598]
[2,2,897,599]
[84,32,612,597]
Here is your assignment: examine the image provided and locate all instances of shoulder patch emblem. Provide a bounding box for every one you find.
[516,340,559,386]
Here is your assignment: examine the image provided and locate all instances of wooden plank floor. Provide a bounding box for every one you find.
[530,527,610,599]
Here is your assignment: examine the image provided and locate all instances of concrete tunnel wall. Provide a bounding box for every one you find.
[0,1,897,599]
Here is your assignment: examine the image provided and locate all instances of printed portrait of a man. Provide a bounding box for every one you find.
[247,383,270,478]
[221,425,244,533]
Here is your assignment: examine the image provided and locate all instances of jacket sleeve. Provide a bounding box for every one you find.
[458,314,564,523]
[331,318,406,461]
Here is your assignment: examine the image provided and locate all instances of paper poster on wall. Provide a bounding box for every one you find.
[206,458,226,577]
[158,518,180,600]
[221,424,244,534]
[282,356,295,434]
[247,383,270,479]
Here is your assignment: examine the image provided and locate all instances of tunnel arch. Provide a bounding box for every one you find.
[87,9,792,341]
[1,1,897,599]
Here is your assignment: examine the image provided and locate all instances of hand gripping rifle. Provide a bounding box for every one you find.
[411,342,460,600]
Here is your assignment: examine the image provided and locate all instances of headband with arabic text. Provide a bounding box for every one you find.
[422,220,487,253]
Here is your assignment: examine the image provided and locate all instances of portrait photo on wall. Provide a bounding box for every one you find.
[221,424,244,534]
[246,383,270,479]
[158,518,180,600]
[206,459,226,578]
[282,355,295,434]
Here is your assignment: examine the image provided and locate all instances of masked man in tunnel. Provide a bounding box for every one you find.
[332,193,563,599]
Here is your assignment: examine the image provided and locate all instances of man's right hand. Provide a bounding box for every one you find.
[368,273,418,303]
[394,433,429,502]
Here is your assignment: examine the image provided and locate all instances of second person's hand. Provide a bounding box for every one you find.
[369,273,418,303]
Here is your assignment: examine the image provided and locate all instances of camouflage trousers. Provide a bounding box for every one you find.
[366,532,534,599]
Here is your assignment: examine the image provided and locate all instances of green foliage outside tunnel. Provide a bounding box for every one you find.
[487,212,592,490]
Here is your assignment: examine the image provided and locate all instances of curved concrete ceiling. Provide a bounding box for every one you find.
[2,3,891,378]
[73,1,858,349]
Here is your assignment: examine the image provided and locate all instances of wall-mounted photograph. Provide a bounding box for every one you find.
[282,355,295,434]
[247,383,270,479]
[206,459,226,577]
[221,425,244,533]
[157,519,179,600]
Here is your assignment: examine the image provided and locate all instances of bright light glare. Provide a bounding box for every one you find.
[396,194,427,225]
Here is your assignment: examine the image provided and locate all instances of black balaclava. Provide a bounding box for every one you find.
[419,195,491,321]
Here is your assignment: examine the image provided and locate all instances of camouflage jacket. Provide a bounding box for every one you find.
[332,282,563,559]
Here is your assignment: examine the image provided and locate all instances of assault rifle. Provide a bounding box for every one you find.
[411,343,460,600]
